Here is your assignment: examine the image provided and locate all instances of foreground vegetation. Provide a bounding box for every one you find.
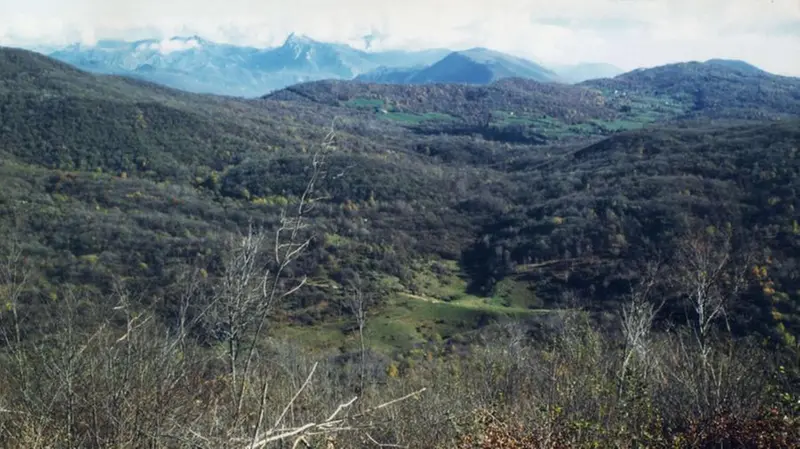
[2,138,799,447]
[2,203,799,447]
[1,280,798,447]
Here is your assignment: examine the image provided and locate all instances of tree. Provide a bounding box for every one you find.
[619,261,666,386]
[0,235,33,348]
[344,274,371,395]
[205,126,336,423]
[674,227,752,362]
[668,226,757,414]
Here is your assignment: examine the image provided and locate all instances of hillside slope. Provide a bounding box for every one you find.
[582,60,800,120]
[0,46,332,176]
[2,47,800,348]
[462,119,800,343]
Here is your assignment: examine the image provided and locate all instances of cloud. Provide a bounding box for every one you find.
[140,38,203,54]
[0,0,799,75]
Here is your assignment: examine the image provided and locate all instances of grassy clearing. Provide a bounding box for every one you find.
[381,111,458,124]
[382,259,548,349]
[282,259,550,353]
[408,259,469,301]
[491,277,542,309]
[273,319,352,353]
[344,97,385,109]
[496,116,538,126]
[406,259,541,309]
[420,112,458,121]
[366,293,547,352]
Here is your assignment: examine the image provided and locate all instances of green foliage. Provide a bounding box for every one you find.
[2,45,800,449]
[2,47,800,349]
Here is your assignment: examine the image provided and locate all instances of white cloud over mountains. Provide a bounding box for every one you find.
[1,0,799,75]
[139,38,203,55]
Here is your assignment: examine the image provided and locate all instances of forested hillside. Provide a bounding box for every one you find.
[1,47,799,448]
[582,59,800,120]
[2,46,800,344]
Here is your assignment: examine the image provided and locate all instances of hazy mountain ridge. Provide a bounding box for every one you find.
[40,34,795,100]
[356,47,560,85]
[45,34,451,97]
[268,58,800,136]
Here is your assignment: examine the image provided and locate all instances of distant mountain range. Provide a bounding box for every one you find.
[46,34,451,97]
[39,34,632,97]
[355,48,561,84]
[35,34,787,99]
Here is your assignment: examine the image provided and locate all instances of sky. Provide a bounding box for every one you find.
[1,0,799,75]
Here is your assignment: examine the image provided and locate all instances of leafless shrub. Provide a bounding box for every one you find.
[667,226,758,418]
[619,261,667,387]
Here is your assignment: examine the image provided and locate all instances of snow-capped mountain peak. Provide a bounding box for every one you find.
[283,33,317,47]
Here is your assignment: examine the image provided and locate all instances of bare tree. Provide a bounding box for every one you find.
[344,274,370,395]
[674,227,751,363]
[0,235,36,421]
[669,226,755,413]
[209,225,271,415]
[619,261,666,386]
[0,235,33,348]
[199,125,337,426]
[241,361,425,449]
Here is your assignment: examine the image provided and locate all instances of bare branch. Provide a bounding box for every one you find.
[244,385,427,449]
[326,396,358,422]
[249,376,271,449]
[271,362,318,433]
[366,433,409,448]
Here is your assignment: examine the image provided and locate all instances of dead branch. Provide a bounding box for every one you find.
[366,433,409,448]
[271,362,318,433]
[243,386,427,449]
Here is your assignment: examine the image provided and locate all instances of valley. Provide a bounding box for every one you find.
[3,46,800,349]
[1,42,799,447]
